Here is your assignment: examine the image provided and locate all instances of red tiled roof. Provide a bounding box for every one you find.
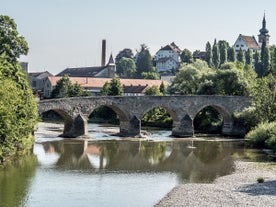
[48,77,168,88]
[159,42,182,53]
[239,35,260,49]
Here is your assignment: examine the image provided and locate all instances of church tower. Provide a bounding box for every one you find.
[258,13,270,46]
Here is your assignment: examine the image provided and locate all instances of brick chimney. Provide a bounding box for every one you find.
[101,39,106,66]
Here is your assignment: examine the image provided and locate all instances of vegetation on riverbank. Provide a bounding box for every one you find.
[0,15,38,165]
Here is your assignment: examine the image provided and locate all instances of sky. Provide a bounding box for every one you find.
[1,0,276,75]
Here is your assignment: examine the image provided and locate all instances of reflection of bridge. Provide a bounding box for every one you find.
[38,95,251,138]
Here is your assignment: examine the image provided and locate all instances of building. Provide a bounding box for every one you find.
[28,71,53,97]
[155,42,182,73]
[43,77,167,98]
[56,54,116,78]
[233,14,270,54]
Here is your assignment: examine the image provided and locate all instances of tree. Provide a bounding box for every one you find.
[212,43,220,68]
[159,81,166,95]
[141,71,160,80]
[237,48,245,63]
[0,15,28,64]
[270,46,276,75]
[135,44,154,77]
[245,49,253,66]
[115,48,134,65]
[205,41,213,67]
[180,48,193,63]
[101,78,123,96]
[227,47,236,62]
[145,85,162,96]
[253,50,262,77]
[218,40,228,66]
[116,57,136,78]
[260,41,270,77]
[51,76,88,98]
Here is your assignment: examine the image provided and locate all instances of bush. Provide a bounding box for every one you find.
[257,177,264,183]
[246,122,276,150]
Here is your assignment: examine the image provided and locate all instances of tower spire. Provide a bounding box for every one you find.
[258,13,270,46]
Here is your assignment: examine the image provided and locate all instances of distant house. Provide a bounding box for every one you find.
[56,54,116,78]
[233,14,270,54]
[28,71,53,97]
[155,42,182,73]
[43,77,167,98]
[193,51,206,61]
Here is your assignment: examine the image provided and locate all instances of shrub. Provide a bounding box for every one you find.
[257,177,264,183]
[246,122,276,150]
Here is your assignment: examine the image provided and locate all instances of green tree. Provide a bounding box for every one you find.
[270,46,276,75]
[227,47,236,62]
[145,85,162,96]
[205,41,213,67]
[0,15,28,64]
[51,76,73,98]
[101,78,123,96]
[116,57,136,78]
[212,43,220,68]
[237,48,245,63]
[218,40,228,66]
[136,44,154,77]
[180,48,193,63]
[260,41,270,77]
[0,58,37,163]
[253,50,262,77]
[245,49,253,66]
[159,81,166,95]
[115,48,134,64]
[141,71,160,80]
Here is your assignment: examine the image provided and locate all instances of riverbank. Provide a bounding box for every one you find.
[155,161,276,207]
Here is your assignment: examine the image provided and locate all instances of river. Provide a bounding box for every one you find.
[0,122,268,207]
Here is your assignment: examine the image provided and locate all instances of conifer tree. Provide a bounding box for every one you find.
[260,41,270,76]
[245,49,253,66]
[212,43,220,68]
[237,48,245,63]
[205,41,212,67]
[227,47,236,62]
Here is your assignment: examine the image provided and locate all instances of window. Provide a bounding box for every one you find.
[241,44,244,47]
[236,45,239,47]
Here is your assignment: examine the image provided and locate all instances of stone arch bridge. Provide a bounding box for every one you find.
[38,95,251,138]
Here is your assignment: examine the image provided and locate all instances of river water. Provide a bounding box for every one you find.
[0,122,267,207]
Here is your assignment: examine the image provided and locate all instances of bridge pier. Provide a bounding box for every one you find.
[119,116,141,137]
[222,121,246,137]
[62,114,88,138]
[172,115,194,137]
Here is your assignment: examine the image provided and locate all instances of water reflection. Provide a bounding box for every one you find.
[0,155,37,207]
[34,140,242,183]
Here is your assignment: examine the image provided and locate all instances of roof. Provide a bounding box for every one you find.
[238,34,260,49]
[28,71,53,78]
[56,66,106,77]
[159,42,182,53]
[123,85,147,93]
[47,77,168,89]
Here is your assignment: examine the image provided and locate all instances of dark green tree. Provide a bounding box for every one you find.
[245,49,253,66]
[237,48,245,63]
[212,43,220,68]
[145,85,162,96]
[159,81,166,95]
[0,15,28,64]
[253,50,262,76]
[260,41,270,77]
[218,40,228,66]
[227,47,236,62]
[270,46,276,75]
[180,48,193,63]
[115,48,134,65]
[101,78,123,96]
[141,71,160,80]
[205,41,213,67]
[136,44,154,77]
[116,57,136,78]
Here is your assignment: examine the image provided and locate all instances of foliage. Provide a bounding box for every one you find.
[0,15,28,64]
[0,59,38,163]
[270,46,276,75]
[257,177,265,183]
[108,78,123,96]
[237,48,245,63]
[145,85,162,96]
[180,48,193,63]
[245,49,253,66]
[246,122,276,150]
[205,41,212,67]
[218,40,228,66]
[115,48,134,65]
[51,76,89,98]
[116,57,136,78]
[260,41,270,77]
[135,44,154,78]
[227,47,236,62]
[212,43,220,68]
[141,71,160,80]
[159,81,166,95]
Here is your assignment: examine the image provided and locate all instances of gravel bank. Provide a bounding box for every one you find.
[155,161,276,207]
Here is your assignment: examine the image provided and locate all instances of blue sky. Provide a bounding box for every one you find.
[1,0,275,74]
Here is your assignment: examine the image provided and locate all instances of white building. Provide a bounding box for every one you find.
[155,42,181,72]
